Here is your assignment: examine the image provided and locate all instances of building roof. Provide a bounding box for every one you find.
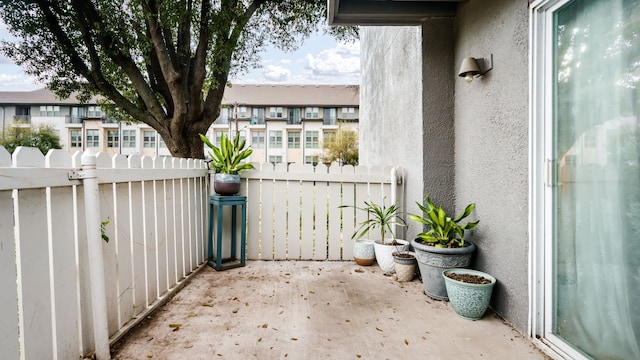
[222,84,359,107]
[0,88,99,105]
[0,84,359,107]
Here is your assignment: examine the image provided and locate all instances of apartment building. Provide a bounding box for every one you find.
[0,84,359,164]
[206,84,359,165]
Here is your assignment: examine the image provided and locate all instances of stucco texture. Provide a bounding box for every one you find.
[359,26,425,240]
[454,0,530,332]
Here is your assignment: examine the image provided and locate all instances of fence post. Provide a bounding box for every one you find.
[81,150,111,360]
[391,167,398,238]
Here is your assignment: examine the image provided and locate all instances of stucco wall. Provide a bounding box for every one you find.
[359,26,425,240]
[454,0,530,331]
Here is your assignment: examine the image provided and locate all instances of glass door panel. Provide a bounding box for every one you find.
[551,0,640,358]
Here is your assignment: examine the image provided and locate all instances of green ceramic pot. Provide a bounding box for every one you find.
[443,268,496,320]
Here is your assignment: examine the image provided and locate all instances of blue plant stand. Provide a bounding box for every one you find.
[208,195,247,270]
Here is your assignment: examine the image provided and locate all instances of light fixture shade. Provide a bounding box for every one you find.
[458,57,480,78]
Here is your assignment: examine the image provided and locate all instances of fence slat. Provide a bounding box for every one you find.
[128,155,147,314]
[14,148,56,359]
[261,164,275,259]
[286,165,302,260]
[141,156,158,305]
[0,190,20,360]
[299,164,315,260]
[314,164,329,260]
[44,150,79,359]
[246,167,261,260]
[273,163,288,260]
[327,165,343,260]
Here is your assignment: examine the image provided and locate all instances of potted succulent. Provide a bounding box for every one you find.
[443,268,496,320]
[409,195,479,300]
[199,131,254,195]
[341,198,408,272]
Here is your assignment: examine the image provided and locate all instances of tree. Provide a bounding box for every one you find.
[0,1,356,158]
[321,123,358,166]
[0,124,62,155]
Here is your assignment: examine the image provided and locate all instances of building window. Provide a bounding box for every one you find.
[305,107,320,119]
[122,130,136,147]
[143,130,156,148]
[215,131,224,146]
[341,107,355,119]
[269,130,282,148]
[107,130,119,148]
[238,106,248,118]
[288,131,300,148]
[323,131,335,140]
[251,108,265,124]
[87,106,102,118]
[305,131,319,148]
[252,131,265,148]
[323,108,337,125]
[305,156,319,166]
[70,130,82,148]
[39,105,60,117]
[269,155,282,165]
[159,136,167,148]
[216,108,229,124]
[86,129,99,147]
[269,107,283,118]
[288,108,301,124]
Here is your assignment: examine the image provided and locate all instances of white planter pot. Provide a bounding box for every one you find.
[353,239,375,266]
[373,239,409,273]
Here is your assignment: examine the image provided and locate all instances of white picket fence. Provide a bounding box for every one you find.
[238,163,404,261]
[0,145,403,360]
[0,146,208,360]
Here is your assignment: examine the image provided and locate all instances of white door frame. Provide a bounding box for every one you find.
[529,1,592,359]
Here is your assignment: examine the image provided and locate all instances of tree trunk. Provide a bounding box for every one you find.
[162,121,209,159]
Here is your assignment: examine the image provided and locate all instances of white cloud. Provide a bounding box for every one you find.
[0,72,41,91]
[262,65,291,82]
[305,41,360,79]
[280,59,291,65]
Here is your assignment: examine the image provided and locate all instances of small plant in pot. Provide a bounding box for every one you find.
[340,198,408,273]
[199,131,254,195]
[409,195,479,300]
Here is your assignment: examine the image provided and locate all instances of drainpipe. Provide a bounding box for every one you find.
[0,105,5,138]
[76,149,110,360]
[391,167,398,238]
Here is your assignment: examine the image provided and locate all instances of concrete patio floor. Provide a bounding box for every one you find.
[112,261,549,360]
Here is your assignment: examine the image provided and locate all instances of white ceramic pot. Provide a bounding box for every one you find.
[373,239,409,273]
[353,239,375,266]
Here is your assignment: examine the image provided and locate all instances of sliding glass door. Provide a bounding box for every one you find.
[542,0,640,358]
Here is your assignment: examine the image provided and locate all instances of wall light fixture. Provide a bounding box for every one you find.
[458,54,493,83]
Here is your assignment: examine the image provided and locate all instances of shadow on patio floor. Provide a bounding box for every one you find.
[112,261,549,360]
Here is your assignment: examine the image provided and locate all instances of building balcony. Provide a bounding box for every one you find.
[12,115,31,125]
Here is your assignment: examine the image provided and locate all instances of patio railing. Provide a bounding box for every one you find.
[239,163,404,261]
[0,145,402,359]
[0,146,208,360]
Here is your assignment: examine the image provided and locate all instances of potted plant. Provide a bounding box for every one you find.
[392,250,417,282]
[341,198,408,273]
[409,195,479,300]
[199,131,254,195]
[443,268,496,320]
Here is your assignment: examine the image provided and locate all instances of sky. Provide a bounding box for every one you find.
[0,22,360,92]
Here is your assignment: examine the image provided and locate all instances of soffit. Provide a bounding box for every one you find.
[327,0,462,25]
